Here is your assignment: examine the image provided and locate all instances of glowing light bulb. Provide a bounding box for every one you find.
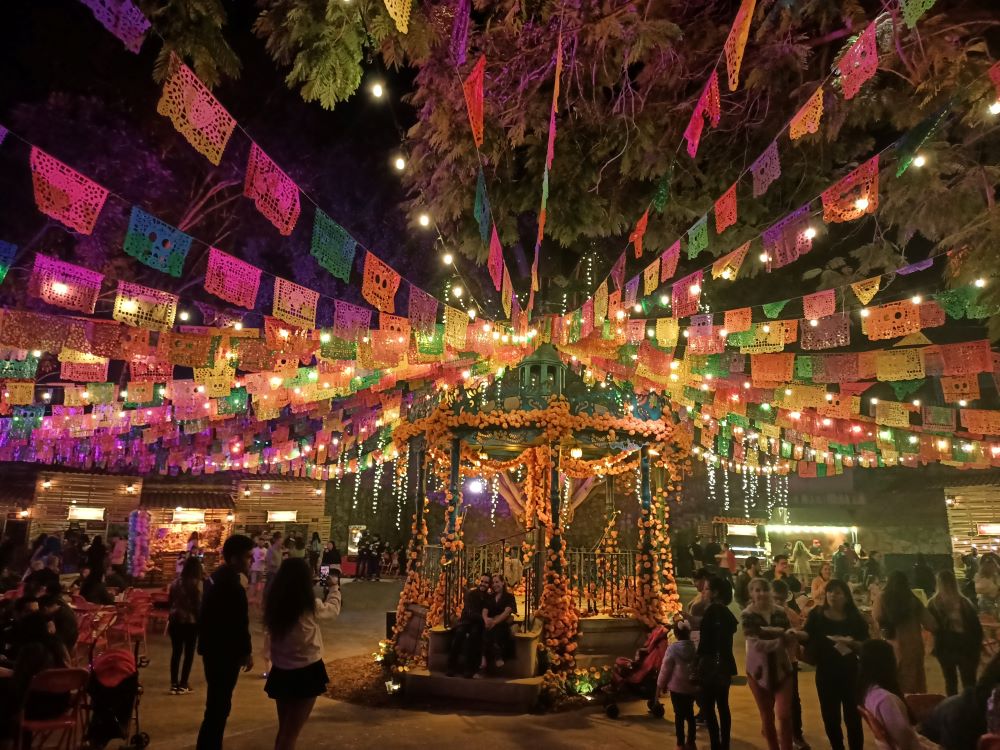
[31,350,41,358]
[990,101,1000,115]
[719,328,728,337]
[854,197,870,211]
[911,295,922,304]
[615,309,626,320]
[959,399,968,407]
[467,308,477,320]
[371,83,384,98]
[633,303,642,313]
[234,322,243,331]
[659,294,669,306]
[913,154,926,168]
[809,318,819,327]
[759,252,769,263]
[52,282,69,295]
[394,156,406,171]
[804,227,817,239]
[870,397,878,405]
[762,324,770,333]
[179,310,190,321]
[418,213,431,227]
[689,283,701,295]
[860,308,870,318]
[647,328,655,338]
[912,399,921,407]
[975,278,986,288]
[442,253,453,265]
[452,286,463,298]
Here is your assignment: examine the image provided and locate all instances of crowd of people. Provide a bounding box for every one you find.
[676,547,1000,750]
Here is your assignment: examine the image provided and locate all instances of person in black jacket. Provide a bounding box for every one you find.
[196,535,255,750]
[696,576,739,750]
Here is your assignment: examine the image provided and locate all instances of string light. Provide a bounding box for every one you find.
[418,213,431,227]
[707,457,717,507]
[989,101,1000,116]
[371,448,386,516]
[490,476,499,526]
[912,154,926,168]
[393,156,406,171]
[351,443,363,510]
[371,82,384,98]
[722,462,730,512]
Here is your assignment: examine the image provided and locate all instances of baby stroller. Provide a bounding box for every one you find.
[604,624,671,718]
[87,642,148,748]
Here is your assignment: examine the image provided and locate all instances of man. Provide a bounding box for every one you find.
[765,554,803,594]
[702,537,723,576]
[483,573,517,670]
[196,534,255,750]
[446,573,492,678]
[735,555,761,608]
[833,543,851,581]
[687,535,703,575]
[719,543,738,581]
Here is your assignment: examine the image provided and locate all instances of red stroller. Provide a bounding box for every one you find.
[87,643,148,748]
[604,624,671,718]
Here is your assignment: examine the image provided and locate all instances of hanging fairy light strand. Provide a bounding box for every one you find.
[722,463,730,512]
[707,454,718,507]
[489,475,499,526]
[351,443,364,511]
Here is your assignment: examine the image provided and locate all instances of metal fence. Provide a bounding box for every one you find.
[565,547,639,616]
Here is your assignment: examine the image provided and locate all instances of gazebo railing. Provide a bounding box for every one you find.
[565,547,639,616]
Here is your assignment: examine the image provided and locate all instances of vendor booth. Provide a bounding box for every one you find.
[233,478,330,545]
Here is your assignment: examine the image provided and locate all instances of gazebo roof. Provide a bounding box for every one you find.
[515,343,565,368]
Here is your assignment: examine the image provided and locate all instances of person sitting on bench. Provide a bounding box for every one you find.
[482,573,517,673]
[447,574,492,678]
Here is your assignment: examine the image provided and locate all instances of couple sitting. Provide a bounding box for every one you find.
[446,573,516,678]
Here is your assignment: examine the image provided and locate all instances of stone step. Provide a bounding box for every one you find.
[573,653,621,669]
[403,668,542,712]
[427,622,540,678]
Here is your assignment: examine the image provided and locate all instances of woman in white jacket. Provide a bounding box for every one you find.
[263,557,342,750]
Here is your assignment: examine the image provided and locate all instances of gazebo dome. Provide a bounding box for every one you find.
[516,343,566,396]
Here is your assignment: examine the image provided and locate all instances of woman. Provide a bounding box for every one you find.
[790,541,814,580]
[86,535,107,574]
[874,570,934,693]
[168,556,203,695]
[321,542,340,568]
[482,573,516,671]
[264,558,341,750]
[923,652,1000,749]
[697,576,739,750]
[735,556,761,608]
[927,569,982,696]
[859,639,941,749]
[811,561,833,604]
[803,578,869,750]
[80,567,114,605]
[308,533,322,574]
[742,577,798,750]
[186,531,201,556]
[975,556,1000,616]
[288,537,307,560]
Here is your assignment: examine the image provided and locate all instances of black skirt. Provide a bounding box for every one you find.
[264,659,329,700]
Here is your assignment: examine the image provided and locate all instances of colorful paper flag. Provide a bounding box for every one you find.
[311,209,356,282]
[156,53,236,166]
[29,147,109,234]
[244,143,301,236]
[28,253,103,314]
[122,206,192,277]
[204,247,261,310]
[361,252,401,314]
[463,55,486,148]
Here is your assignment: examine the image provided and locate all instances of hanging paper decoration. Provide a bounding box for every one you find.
[850,276,881,305]
[474,170,491,243]
[333,300,372,341]
[158,332,214,368]
[655,318,679,348]
[687,215,709,259]
[623,277,640,310]
[671,271,703,319]
[244,143,301,236]
[384,0,412,33]
[801,314,850,350]
[715,184,738,234]
[897,259,933,276]
[310,209,356,283]
[660,241,680,283]
[803,289,836,319]
[60,352,109,382]
[724,307,752,333]
[822,155,879,223]
[463,55,486,148]
[78,0,150,53]
[112,281,178,331]
[156,54,236,166]
[450,0,471,65]
[487,226,504,291]
[29,148,109,235]
[0,241,16,285]
[875,400,912,429]
[361,252,401,314]
[122,206,192,277]
[937,340,992,376]
[610,254,626,291]
[940,374,980,403]
[272,277,319,329]
[839,24,878,100]
[630,210,649,259]
[443,306,468,350]
[789,86,824,140]
[762,299,789,319]
[751,352,794,383]
[643,260,660,296]
[723,0,756,91]
[875,349,925,382]
[28,253,103,314]
[863,300,921,340]
[889,379,924,401]
[204,247,261,310]
[607,290,623,324]
[594,281,609,325]
[960,409,1000,436]
[500,267,513,319]
[711,241,750,280]
[684,71,721,158]
[762,204,813,268]
[751,142,781,197]
[4,382,35,406]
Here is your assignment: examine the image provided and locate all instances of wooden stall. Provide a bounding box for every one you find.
[28,470,141,545]
[139,478,236,583]
[234,478,330,545]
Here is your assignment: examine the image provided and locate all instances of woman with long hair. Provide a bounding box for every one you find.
[790,540,814,580]
[859,640,940,749]
[802,578,869,750]
[927,569,982,695]
[168,555,203,694]
[811,561,833,604]
[874,570,934,693]
[741,577,799,750]
[308,532,322,574]
[86,535,106,573]
[263,558,341,750]
[697,576,739,750]
[975,555,1000,616]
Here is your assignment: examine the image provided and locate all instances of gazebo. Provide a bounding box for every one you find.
[389,343,692,701]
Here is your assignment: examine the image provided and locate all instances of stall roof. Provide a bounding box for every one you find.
[140,478,235,509]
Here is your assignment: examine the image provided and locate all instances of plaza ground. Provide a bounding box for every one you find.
[136,580,947,749]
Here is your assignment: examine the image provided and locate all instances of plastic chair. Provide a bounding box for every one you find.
[109,602,151,657]
[858,705,899,750]
[904,693,946,725]
[75,609,117,665]
[17,667,90,750]
[979,735,1000,750]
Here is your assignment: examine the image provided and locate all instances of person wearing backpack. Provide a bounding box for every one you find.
[656,621,700,750]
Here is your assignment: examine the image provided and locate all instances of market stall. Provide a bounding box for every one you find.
[233,478,330,545]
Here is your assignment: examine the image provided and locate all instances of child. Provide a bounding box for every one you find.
[656,621,699,750]
[772,579,810,750]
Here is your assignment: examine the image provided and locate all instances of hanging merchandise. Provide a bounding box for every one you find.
[29,147,109,235]
[122,206,192,277]
[244,143,301,236]
[204,247,262,310]
[156,53,236,166]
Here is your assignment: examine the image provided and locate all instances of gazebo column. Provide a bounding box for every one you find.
[443,435,461,559]
[548,448,562,573]
[638,443,655,594]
